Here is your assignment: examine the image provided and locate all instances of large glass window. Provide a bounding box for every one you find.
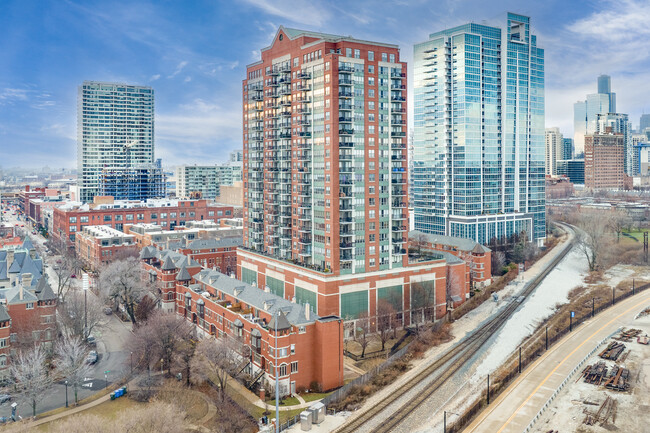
[340,291,368,319]
[266,276,284,298]
[378,285,402,311]
[295,286,317,310]
[242,268,257,286]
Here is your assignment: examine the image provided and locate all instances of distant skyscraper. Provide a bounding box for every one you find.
[176,165,219,200]
[639,114,650,133]
[562,137,574,160]
[229,150,243,162]
[585,130,626,190]
[557,159,585,184]
[78,81,154,203]
[573,75,616,155]
[545,128,563,176]
[413,13,545,245]
[99,160,166,201]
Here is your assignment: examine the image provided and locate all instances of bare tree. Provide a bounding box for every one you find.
[176,336,197,387]
[355,313,371,358]
[376,300,395,351]
[411,281,436,325]
[58,289,104,339]
[410,231,428,256]
[607,209,631,243]
[98,257,152,324]
[55,335,93,405]
[446,267,464,306]
[132,311,195,375]
[10,345,53,417]
[213,398,257,433]
[134,294,158,324]
[576,211,610,272]
[45,237,82,303]
[492,251,507,275]
[191,337,245,400]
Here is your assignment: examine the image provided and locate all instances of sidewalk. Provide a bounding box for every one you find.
[228,377,322,412]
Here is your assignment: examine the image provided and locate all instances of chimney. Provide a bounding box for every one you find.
[6,250,14,269]
[305,302,310,320]
[22,273,33,289]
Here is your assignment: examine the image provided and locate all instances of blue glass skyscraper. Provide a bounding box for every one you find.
[413,13,545,246]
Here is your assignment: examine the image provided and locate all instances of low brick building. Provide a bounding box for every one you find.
[75,226,138,271]
[140,247,343,393]
[177,237,242,276]
[409,231,492,288]
[0,239,58,378]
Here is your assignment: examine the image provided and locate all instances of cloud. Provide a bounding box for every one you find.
[167,60,188,78]
[184,76,192,83]
[150,74,161,81]
[241,0,332,27]
[0,88,29,104]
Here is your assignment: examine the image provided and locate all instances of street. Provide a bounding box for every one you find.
[0,204,132,418]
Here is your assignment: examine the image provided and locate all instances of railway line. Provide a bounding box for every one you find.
[334,223,577,433]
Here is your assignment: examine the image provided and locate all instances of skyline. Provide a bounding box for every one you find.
[2,0,650,168]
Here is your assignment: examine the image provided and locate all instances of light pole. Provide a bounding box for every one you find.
[82,273,89,341]
[275,310,280,433]
[65,380,69,408]
[444,411,460,433]
[130,351,133,375]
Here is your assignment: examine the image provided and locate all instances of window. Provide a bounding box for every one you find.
[368,65,375,74]
[0,355,6,367]
[69,217,77,223]
[354,49,360,59]
[80,216,89,223]
[0,338,6,348]
[137,213,144,220]
[115,215,123,221]
[345,48,352,57]
[382,53,388,62]
[208,211,214,217]
[126,214,134,221]
[389,53,395,63]
[170,212,177,218]
[278,364,287,377]
[103,215,112,222]
[151,213,157,219]
[368,51,374,61]
[290,344,295,354]
[291,361,298,373]
[69,226,77,232]
[368,89,375,98]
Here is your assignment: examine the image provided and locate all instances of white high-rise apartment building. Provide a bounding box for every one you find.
[78,81,154,203]
[545,128,563,176]
[176,165,219,200]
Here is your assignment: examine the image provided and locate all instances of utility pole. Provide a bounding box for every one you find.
[518,347,522,374]
[592,298,595,318]
[487,374,490,405]
[545,326,548,351]
[275,310,280,433]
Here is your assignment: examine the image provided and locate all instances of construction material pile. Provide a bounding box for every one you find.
[614,329,642,342]
[603,365,630,392]
[599,342,625,361]
[581,361,608,385]
[583,395,617,426]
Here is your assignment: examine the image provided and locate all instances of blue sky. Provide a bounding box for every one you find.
[1,0,649,169]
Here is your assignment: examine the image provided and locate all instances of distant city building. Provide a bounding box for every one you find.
[596,112,632,175]
[585,129,628,190]
[125,219,242,250]
[229,150,243,162]
[557,159,585,184]
[77,82,155,203]
[633,142,650,176]
[545,128,564,176]
[99,160,166,201]
[175,165,219,200]
[574,75,616,155]
[639,114,650,133]
[562,138,574,160]
[413,13,546,245]
[175,164,242,200]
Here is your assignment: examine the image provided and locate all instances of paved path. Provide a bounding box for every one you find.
[228,377,320,412]
[465,287,650,433]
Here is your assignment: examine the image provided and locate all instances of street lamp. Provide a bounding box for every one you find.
[82,273,89,341]
[65,380,69,408]
[274,311,280,432]
[130,351,133,375]
[444,411,460,433]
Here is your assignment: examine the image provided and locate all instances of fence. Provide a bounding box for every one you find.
[445,280,650,433]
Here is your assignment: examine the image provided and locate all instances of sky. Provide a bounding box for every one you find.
[1,0,650,169]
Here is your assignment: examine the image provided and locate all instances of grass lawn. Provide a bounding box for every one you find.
[36,397,142,431]
[300,392,331,402]
[265,396,300,406]
[225,386,304,424]
[621,230,647,241]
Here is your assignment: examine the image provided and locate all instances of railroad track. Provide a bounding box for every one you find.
[334,223,577,433]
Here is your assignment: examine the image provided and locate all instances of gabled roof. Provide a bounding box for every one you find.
[35,277,57,301]
[0,305,10,322]
[161,255,176,271]
[192,270,320,326]
[140,246,156,260]
[187,237,243,250]
[409,230,491,253]
[21,237,35,251]
[176,265,191,281]
[4,286,38,304]
[268,310,292,331]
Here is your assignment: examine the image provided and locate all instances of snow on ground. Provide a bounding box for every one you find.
[470,247,590,381]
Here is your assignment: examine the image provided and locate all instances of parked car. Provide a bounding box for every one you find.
[0,394,11,404]
[103,307,113,315]
[86,335,97,347]
[86,350,98,365]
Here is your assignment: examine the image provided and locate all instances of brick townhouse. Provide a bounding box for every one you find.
[0,239,58,378]
[140,248,343,393]
[75,225,139,272]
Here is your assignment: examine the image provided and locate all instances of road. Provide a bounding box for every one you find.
[0,205,132,418]
[465,284,650,433]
